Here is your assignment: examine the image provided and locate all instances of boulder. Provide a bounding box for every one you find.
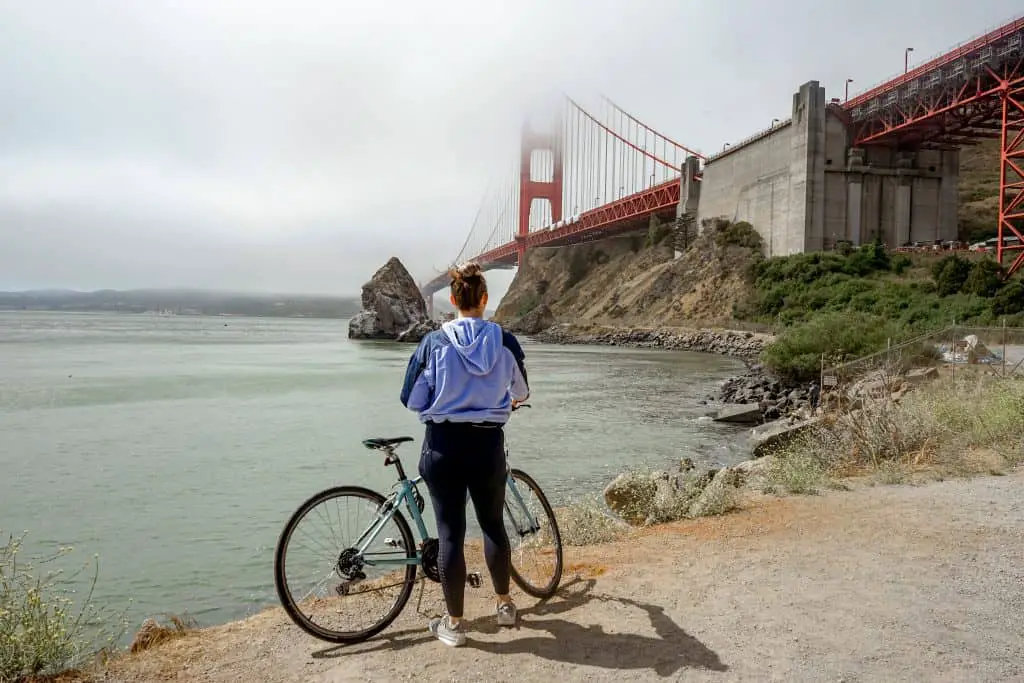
[686,467,742,518]
[749,416,821,458]
[713,403,763,424]
[348,257,432,341]
[395,319,440,344]
[602,472,657,525]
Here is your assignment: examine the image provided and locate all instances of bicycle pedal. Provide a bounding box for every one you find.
[466,572,482,588]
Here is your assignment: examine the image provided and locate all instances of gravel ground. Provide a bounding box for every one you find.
[104,471,1024,683]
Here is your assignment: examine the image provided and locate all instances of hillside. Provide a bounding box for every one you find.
[958,138,1001,242]
[493,220,760,332]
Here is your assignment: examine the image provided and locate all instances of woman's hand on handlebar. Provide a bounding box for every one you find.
[511,399,531,411]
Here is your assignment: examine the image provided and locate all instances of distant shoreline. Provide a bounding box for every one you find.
[0,289,361,319]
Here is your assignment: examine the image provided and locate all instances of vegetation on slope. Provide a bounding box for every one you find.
[739,245,1024,382]
[766,375,1024,494]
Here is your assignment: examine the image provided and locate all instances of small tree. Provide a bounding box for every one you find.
[962,258,1005,297]
[931,254,973,296]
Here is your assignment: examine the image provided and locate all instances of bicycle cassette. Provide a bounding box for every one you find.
[420,538,441,583]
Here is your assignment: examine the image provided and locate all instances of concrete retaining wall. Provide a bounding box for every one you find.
[697,80,960,256]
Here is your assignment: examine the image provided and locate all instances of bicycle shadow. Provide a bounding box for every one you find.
[467,578,727,676]
[313,577,726,677]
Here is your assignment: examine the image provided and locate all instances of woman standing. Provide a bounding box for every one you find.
[399,263,530,647]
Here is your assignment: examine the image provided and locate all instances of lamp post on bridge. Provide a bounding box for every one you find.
[845,78,853,103]
[904,47,914,74]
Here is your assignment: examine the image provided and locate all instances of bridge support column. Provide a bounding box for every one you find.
[425,294,433,319]
[895,177,912,247]
[518,119,563,264]
[674,156,702,258]
[847,175,863,245]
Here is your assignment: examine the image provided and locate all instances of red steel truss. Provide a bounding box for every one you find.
[999,83,1024,275]
[848,59,1024,149]
[474,179,681,266]
[844,16,1024,274]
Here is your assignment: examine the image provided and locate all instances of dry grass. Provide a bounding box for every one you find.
[128,615,197,654]
[555,499,630,546]
[1,535,127,683]
[766,376,1024,494]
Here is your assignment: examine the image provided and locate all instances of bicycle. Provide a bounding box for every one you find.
[272,404,564,644]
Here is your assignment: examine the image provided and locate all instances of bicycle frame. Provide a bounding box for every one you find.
[352,475,429,568]
[354,456,543,570]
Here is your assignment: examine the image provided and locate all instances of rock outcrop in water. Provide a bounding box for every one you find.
[348,257,439,343]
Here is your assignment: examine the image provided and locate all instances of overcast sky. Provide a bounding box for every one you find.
[1,0,1020,298]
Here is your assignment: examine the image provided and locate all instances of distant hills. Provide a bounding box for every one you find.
[0,288,362,319]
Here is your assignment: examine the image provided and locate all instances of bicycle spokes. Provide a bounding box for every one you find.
[277,490,415,639]
[504,472,562,597]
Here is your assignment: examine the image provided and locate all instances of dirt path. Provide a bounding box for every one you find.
[108,471,1024,683]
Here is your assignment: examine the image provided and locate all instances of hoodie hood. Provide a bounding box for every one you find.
[441,318,502,375]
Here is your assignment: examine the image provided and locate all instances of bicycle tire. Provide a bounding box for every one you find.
[506,468,563,599]
[273,486,417,644]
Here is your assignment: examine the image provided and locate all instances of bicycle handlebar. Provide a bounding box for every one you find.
[511,402,531,412]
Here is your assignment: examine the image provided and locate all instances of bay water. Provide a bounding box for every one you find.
[0,312,748,629]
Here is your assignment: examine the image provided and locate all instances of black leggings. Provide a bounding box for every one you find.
[419,421,511,618]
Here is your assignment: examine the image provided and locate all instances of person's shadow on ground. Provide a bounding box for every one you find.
[467,578,727,677]
[314,577,726,677]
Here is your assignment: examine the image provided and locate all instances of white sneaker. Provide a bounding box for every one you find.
[428,615,467,647]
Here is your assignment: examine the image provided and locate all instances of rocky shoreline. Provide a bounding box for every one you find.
[530,323,769,361]
[524,322,819,429]
[712,363,816,422]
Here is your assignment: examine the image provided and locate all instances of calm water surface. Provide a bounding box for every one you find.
[0,312,747,629]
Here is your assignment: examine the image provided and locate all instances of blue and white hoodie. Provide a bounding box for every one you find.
[400,318,529,424]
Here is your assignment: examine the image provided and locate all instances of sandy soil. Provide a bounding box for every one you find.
[99,471,1024,683]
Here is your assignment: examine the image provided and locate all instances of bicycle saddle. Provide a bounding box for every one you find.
[362,436,414,450]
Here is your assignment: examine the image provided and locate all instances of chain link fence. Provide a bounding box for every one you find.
[818,323,1024,408]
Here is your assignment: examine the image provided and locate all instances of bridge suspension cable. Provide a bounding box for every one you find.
[423,93,702,288]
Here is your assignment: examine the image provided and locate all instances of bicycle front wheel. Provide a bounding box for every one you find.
[273,486,417,644]
[503,468,563,599]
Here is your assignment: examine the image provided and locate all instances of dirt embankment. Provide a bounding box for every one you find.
[492,223,760,335]
[100,470,1024,682]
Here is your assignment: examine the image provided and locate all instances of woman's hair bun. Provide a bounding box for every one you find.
[449,262,482,282]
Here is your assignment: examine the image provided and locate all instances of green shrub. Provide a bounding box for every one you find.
[1,533,127,681]
[992,280,1024,316]
[931,254,972,296]
[735,241,1024,380]
[761,312,902,383]
[963,258,1006,298]
[891,254,912,275]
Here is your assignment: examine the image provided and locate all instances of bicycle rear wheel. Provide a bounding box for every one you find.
[503,468,563,599]
[273,486,417,644]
